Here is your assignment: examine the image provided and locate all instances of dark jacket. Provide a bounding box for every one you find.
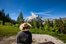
[16,31,32,44]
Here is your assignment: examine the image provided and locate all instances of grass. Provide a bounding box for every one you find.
[0,25,19,37]
[0,25,66,43]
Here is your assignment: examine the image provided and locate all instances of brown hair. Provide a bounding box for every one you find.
[23,23,31,30]
[19,23,32,30]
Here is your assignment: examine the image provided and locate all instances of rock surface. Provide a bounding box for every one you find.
[0,34,64,44]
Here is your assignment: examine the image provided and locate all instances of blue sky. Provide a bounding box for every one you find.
[0,0,66,20]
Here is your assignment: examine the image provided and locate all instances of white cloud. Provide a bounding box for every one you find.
[35,10,53,16]
[27,11,52,21]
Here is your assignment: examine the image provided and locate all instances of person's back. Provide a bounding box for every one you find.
[17,31,32,44]
[16,23,32,44]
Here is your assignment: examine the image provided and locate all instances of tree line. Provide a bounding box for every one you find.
[29,18,66,34]
[0,9,16,25]
[0,9,24,25]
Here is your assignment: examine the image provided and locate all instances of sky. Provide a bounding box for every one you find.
[0,0,66,20]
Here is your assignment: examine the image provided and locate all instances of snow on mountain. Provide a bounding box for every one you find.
[27,12,38,21]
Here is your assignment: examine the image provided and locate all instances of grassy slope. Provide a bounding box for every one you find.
[0,25,19,37]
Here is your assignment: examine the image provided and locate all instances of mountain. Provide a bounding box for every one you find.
[27,12,42,22]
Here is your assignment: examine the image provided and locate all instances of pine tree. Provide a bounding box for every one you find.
[5,14,11,22]
[17,11,24,23]
[1,9,5,25]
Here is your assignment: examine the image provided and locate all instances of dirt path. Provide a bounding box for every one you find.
[0,34,65,44]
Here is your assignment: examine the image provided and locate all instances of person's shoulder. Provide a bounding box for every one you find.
[17,31,25,36]
[28,31,32,35]
[29,31,32,33]
[18,31,22,34]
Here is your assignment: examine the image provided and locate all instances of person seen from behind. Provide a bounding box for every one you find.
[16,23,32,44]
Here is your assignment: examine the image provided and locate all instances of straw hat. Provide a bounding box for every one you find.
[19,23,32,31]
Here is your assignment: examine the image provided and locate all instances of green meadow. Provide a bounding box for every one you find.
[0,25,19,37]
[0,25,66,43]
